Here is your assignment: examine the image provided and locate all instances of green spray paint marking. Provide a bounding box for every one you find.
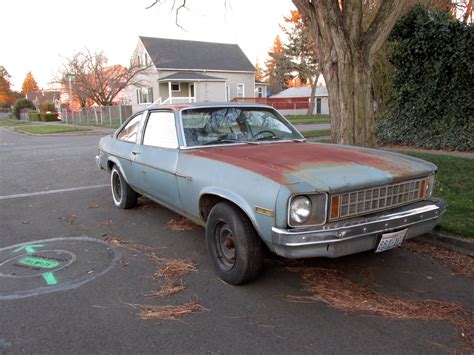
[42,272,58,285]
[19,256,59,269]
[14,244,45,254]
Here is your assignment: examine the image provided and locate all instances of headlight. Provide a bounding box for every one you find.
[288,193,328,227]
[290,196,312,224]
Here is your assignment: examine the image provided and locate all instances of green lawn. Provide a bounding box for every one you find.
[400,151,474,238]
[0,118,32,126]
[302,129,331,138]
[16,125,92,134]
[285,114,331,124]
[68,121,121,129]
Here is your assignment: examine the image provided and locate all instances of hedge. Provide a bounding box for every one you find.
[41,113,58,121]
[28,112,58,121]
[28,112,42,121]
[12,98,36,119]
[377,5,474,151]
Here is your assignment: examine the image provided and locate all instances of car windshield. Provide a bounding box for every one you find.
[181,107,303,147]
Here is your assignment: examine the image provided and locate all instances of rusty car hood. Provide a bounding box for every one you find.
[184,142,437,191]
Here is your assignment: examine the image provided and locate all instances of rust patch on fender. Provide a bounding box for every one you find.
[184,143,428,184]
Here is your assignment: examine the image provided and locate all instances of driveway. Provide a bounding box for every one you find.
[0,127,472,353]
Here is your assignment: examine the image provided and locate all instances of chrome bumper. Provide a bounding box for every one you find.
[271,198,446,259]
[95,155,103,170]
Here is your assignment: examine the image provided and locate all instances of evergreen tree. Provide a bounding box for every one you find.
[264,35,291,94]
[21,71,40,93]
[255,60,264,82]
[281,10,320,114]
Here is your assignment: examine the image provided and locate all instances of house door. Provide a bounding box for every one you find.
[316,98,322,114]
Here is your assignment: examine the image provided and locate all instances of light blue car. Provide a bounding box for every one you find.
[96,103,446,284]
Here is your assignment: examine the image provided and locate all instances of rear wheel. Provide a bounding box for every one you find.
[110,166,138,209]
[206,202,263,285]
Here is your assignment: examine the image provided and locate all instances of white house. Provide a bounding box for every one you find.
[271,86,330,115]
[129,37,264,106]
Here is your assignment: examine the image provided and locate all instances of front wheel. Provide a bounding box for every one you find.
[206,202,263,285]
[110,166,138,209]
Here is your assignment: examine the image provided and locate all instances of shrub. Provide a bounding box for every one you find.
[377,5,474,151]
[12,98,36,119]
[40,100,55,113]
[28,112,42,121]
[40,113,58,121]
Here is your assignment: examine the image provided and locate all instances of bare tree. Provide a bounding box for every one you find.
[60,50,152,106]
[147,0,406,147]
[292,1,407,146]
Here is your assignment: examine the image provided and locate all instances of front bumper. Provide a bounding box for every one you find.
[271,198,446,258]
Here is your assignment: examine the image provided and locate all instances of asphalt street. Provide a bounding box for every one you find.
[0,127,472,354]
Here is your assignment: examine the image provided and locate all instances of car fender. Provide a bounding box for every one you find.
[107,156,132,185]
[199,186,262,236]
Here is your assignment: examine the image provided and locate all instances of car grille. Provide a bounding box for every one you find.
[330,178,426,220]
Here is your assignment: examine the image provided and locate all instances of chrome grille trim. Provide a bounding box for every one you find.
[331,178,427,220]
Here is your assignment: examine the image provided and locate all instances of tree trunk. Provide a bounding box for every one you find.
[323,52,375,147]
[307,77,318,115]
[292,0,406,148]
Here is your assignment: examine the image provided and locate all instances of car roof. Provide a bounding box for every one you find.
[146,102,274,112]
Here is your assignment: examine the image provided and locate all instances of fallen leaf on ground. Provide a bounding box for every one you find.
[165,217,199,232]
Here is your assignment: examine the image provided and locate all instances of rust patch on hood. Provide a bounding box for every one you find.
[184,142,434,185]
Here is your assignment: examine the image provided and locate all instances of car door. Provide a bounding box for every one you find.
[131,110,182,209]
[113,112,145,188]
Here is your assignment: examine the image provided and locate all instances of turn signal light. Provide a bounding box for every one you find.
[331,195,340,220]
[419,179,426,199]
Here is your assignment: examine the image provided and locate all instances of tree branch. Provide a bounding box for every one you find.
[343,0,363,45]
[364,0,406,59]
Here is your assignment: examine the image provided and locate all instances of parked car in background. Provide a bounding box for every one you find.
[96,103,446,284]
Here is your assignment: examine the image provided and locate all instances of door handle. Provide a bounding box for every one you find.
[131,151,141,156]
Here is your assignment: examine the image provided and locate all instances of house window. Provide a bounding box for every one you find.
[257,87,263,98]
[171,83,180,92]
[143,53,148,66]
[237,84,244,98]
[137,87,153,104]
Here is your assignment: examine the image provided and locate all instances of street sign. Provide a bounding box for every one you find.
[65,74,76,79]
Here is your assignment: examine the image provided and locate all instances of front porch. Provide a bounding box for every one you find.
[156,72,227,105]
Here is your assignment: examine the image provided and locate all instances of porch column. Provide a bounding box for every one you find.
[168,82,172,104]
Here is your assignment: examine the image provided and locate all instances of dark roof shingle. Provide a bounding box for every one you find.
[139,36,255,72]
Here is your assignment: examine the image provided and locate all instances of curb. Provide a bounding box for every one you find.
[416,233,474,257]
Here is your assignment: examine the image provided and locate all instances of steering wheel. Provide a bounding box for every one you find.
[252,130,276,139]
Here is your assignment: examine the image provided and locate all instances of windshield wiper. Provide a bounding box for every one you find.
[254,136,306,142]
[202,138,259,146]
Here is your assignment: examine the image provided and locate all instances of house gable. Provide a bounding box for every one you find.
[139,36,255,73]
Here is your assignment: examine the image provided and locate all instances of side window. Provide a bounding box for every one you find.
[117,114,142,143]
[143,112,179,149]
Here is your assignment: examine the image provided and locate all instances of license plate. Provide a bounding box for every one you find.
[375,229,407,253]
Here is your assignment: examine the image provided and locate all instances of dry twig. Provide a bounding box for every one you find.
[136,301,207,320]
[155,259,197,279]
[288,267,474,350]
[402,240,474,279]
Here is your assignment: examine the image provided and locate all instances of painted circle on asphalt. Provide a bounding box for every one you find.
[0,237,121,300]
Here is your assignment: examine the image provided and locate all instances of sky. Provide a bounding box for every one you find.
[0,0,296,91]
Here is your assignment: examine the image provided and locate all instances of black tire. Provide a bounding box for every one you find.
[110,166,138,209]
[206,202,263,285]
